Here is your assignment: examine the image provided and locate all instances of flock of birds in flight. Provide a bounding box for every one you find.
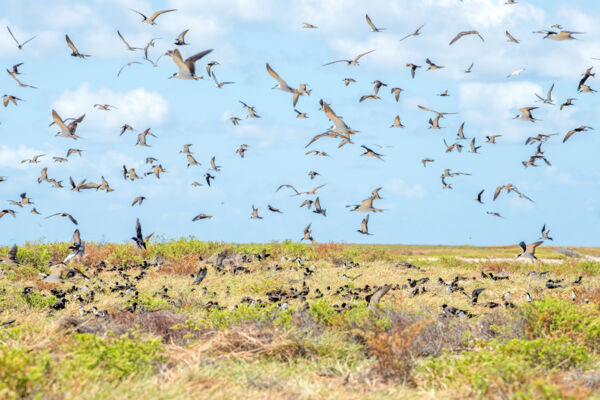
[0,3,597,261]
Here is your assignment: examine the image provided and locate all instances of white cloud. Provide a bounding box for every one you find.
[51,83,169,131]
[385,178,426,199]
[0,145,46,170]
[458,81,543,141]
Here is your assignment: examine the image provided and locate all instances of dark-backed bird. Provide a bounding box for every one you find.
[168,48,213,80]
[65,34,90,58]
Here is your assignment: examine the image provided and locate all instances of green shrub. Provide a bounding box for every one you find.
[524,297,600,351]
[62,333,165,381]
[22,293,57,309]
[421,337,590,397]
[0,346,53,400]
[199,303,293,329]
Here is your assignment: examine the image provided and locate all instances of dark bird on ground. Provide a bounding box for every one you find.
[193,267,207,284]
[0,244,18,265]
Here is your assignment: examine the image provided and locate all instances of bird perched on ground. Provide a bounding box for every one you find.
[0,245,18,265]
[193,267,207,284]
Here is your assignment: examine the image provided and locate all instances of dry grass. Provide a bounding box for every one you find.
[1,241,599,399]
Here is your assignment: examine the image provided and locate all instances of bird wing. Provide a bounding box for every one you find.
[521,106,538,112]
[149,9,176,21]
[129,8,147,21]
[361,215,369,231]
[450,30,483,45]
[369,284,391,304]
[493,185,503,200]
[305,131,337,148]
[322,102,348,131]
[73,229,81,246]
[354,49,376,61]
[314,197,321,209]
[117,30,131,48]
[449,31,467,45]
[304,223,311,233]
[52,110,71,133]
[170,49,188,73]
[7,244,17,262]
[136,218,142,239]
[177,29,189,42]
[525,241,543,254]
[6,26,19,45]
[365,14,376,30]
[20,35,37,47]
[506,31,518,42]
[65,34,79,53]
[417,105,437,114]
[266,63,289,87]
[185,49,213,64]
[322,59,350,66]
[547,83,554,99]
[563,129,576,143]
[276,184,300,195]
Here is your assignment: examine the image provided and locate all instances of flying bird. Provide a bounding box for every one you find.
[357,214,372,235]
[63,229,85,264]
[174,29,190,45]
[365,14,385,32]
[65,34,90,58]
[130,8,176,25]
[505,31,519,43]
[6,26,37,50]
[46,212,78,225]
[168,48,213,80]
[323,49,376,67]
[131,218,149,249]
[517,241,543,260]
[266,63,302,106]
[192,214,212,221]
[449,30,484,45]
[399,24,424,41]
[563,126,593,143]
[117,30,142,51]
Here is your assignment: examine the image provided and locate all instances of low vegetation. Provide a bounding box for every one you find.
[1,241,599,399]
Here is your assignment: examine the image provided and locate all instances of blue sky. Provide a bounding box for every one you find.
[0,0,599,246]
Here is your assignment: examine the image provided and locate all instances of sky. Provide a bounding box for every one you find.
[0,0,599,247]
